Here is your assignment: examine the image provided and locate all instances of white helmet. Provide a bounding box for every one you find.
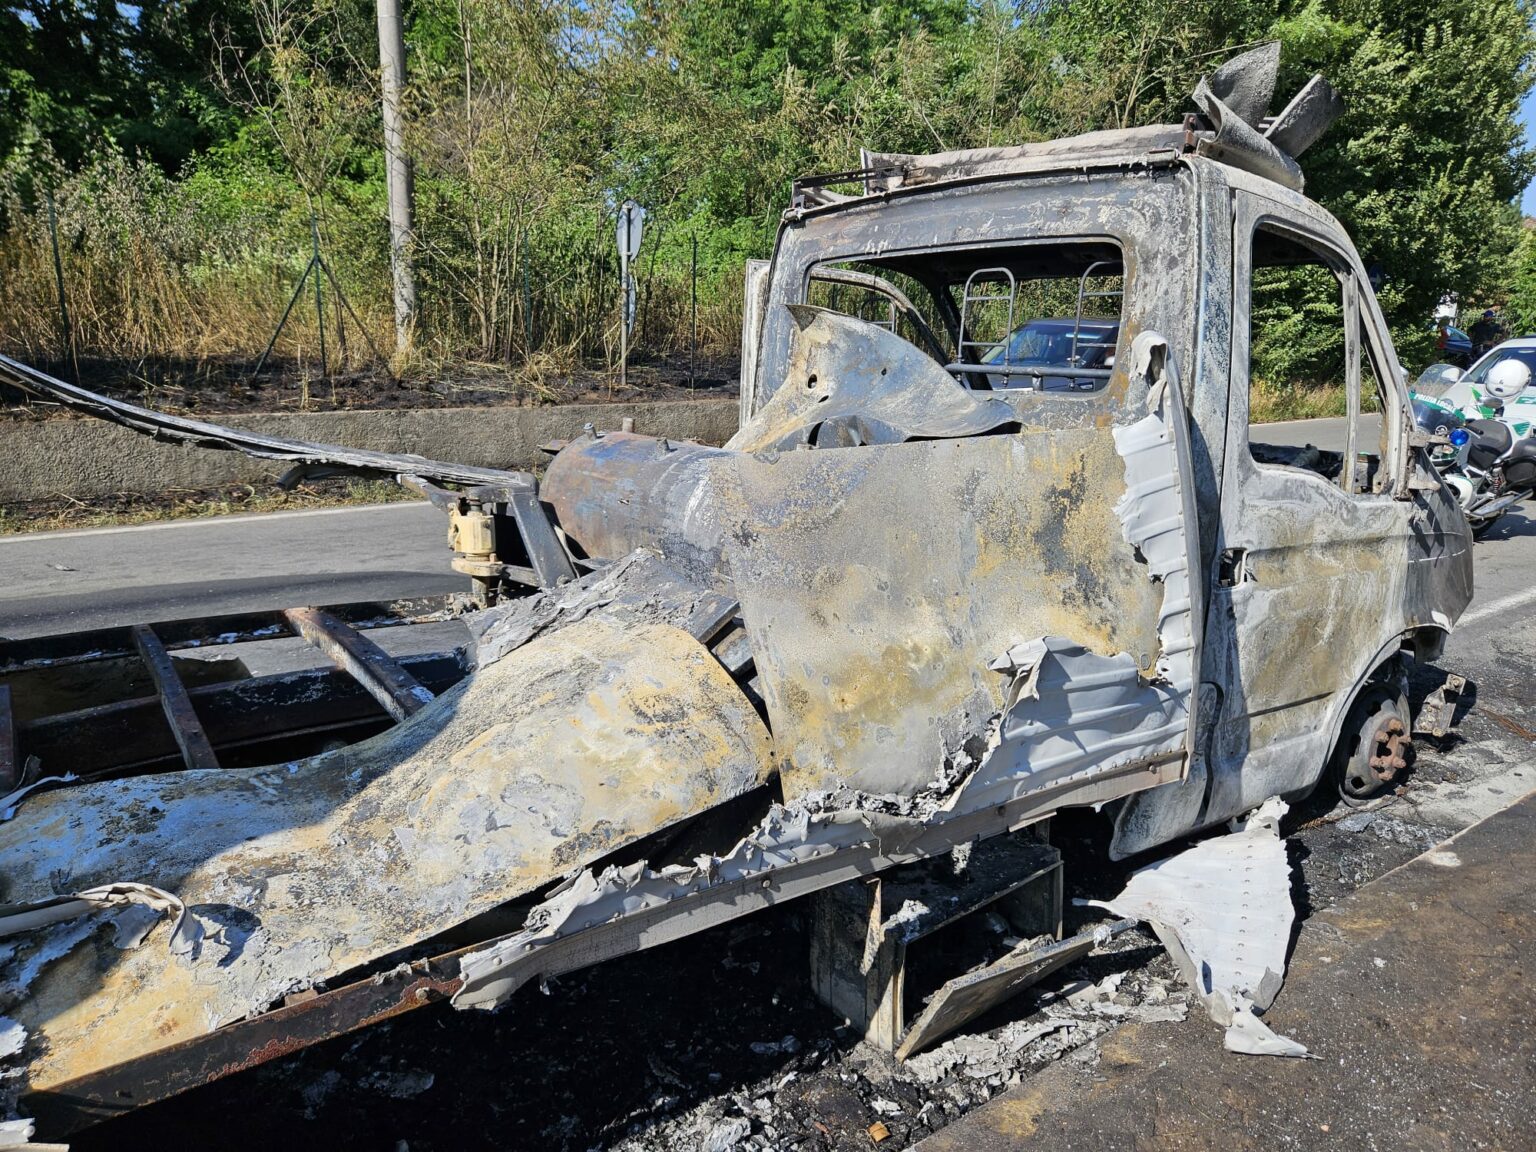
[1484,358,1531,401]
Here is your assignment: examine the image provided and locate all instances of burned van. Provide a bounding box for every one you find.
[0,43,1470,1136]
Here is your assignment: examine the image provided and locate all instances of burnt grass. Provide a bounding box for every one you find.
[0,352,739,421]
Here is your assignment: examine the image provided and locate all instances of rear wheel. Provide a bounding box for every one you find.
[1331,684,1412,807]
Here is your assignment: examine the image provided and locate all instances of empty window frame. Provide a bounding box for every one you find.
[1246,223,1390,494]
[806,239,1125,395]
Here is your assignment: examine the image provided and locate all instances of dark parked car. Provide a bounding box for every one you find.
[981,318,1119,390]
[1431,322,1472,367]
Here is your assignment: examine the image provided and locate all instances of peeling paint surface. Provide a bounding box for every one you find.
[719,430,1164,800]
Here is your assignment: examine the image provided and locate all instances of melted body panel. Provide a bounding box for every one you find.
[718,431,1164,798]
[0,616,771,1090]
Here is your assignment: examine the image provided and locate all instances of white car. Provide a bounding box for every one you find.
[1417,337,1536,436]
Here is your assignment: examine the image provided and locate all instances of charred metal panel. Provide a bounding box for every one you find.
[1193,184,1474,827]
[861,127,1187,193]
[969,334,1200,829]
[728,306,1015,453]
[739,259,773,424]
[452,746,1184,1014]
[0,613,771,1092]
[540,432,732,581]
[717,429,1165,800]
[752,171,1198,426]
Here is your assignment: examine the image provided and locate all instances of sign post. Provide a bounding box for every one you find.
[616,199,645,391]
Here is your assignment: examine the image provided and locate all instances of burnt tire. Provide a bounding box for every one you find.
[1331,684,1411,807]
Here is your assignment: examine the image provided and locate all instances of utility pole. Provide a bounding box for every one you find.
[376,0,415,355]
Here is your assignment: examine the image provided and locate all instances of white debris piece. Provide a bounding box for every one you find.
[700,1116,751,1152]
[0,1019,23,1060]
[0,1119,34,1149]
[0,775,78,823]
[1222,994,1312,1057]
[987,638,1049,708]
[1091,796,1313,1057]
[1127,1001,1188,1024]
[0,879,195,974]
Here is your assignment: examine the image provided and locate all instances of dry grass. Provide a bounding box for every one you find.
[0,478,421,535]
[1249,379,1381,423]
[0,151,744,381]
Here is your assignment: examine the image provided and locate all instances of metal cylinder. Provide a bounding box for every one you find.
[541,431,731,579]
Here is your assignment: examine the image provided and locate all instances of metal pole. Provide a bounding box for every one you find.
[376,0,416,355]
[252,261,312,379]
[312,216,327,379]
[690,232,697,392]
[521,232,533,356]
[45,189,74,377]
[321,260,387,365]
[619,214,629,392]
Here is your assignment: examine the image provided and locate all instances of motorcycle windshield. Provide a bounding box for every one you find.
[1462,345,1536,385]
[1413,363,1466,397]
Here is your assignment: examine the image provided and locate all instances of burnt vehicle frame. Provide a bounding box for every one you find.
[0,44,1471,1139]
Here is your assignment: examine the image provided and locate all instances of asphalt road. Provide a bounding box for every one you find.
[1255,411,1380,452]
[0,501,457,638]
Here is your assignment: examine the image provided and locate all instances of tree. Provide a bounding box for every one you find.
[0,0,253,170]
[1268,0,1536,366]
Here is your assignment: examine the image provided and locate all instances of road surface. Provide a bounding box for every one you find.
[0,501,456,638]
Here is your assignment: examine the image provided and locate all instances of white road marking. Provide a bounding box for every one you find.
[0,501,428,544]
[1458,586,1536,628]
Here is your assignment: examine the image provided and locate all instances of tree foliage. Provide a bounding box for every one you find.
[1,0,1532,371]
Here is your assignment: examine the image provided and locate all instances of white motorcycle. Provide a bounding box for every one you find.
[1412,359,1536,538]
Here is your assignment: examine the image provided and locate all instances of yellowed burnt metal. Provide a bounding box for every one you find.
[719,429,1164,799]
[0,617,771,1091]
[1204,486,1430,815]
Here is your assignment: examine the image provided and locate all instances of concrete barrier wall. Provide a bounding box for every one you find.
[0,398,740,501]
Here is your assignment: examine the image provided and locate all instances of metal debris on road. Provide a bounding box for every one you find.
[1089,797,1315,1058]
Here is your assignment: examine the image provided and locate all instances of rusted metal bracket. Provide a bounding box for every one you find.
[0,683,17,792]
[22,949,466,1136]
[284,607,433,723]
[506,487,576,588]
[685,592,740,645]
[809,834,1064,1057]
[1414,673,1466,741]
[131,625,220,772]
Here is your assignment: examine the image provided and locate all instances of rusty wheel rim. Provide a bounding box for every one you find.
[1344,713,1409,801]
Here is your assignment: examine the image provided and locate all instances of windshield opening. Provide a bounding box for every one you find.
[806,238,1125,396]
[1465,345,1536,385]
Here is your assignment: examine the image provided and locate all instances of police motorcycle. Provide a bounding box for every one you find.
[1412,359,1536,539]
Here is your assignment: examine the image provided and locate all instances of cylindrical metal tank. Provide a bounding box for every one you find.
[540,430,731,580]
